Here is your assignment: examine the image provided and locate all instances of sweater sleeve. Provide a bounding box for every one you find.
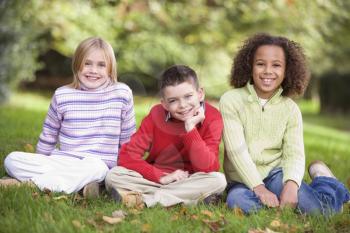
[118,113,165,183]
[281,103,305,187]
[36,93,61,155]
[220,95,264,190]
[119,88,136,146]
[182,109,222,172]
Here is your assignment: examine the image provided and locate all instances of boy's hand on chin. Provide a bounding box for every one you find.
[184,106,205,132]
[159,170,189,185]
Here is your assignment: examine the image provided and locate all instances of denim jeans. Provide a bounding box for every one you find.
[226,167,350,215]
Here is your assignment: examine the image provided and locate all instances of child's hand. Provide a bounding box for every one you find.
[159,170,189,185]
[253,184,280,208]
[184,105,205,132]
[280,180,298,208]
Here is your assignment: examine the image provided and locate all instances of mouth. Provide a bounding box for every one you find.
[260,78,276,86]
[177,108,193,117]
[85,75,101,81]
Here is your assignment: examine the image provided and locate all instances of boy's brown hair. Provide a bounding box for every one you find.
[159,65,199,96]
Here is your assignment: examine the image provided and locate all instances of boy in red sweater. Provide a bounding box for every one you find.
[105,65,226,207]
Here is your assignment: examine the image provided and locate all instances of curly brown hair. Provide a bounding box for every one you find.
[230,33,310,97]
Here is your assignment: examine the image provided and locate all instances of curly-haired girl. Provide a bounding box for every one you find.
[220,33,349,215]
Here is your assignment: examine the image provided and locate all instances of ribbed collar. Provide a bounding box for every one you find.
[246,83,283,104]
[79,79,111,91]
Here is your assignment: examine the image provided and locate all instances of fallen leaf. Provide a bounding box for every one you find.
[102,215,123,225]
[141,223,152,232]
[32,191,39,199]
[191,214,199,220]
[233,207,244,218]
[202,219,225,232]
[270,219,281,228]
[201,210,214,218]
[24,143,35,153]
[86,218,99,228]
[170,214,179,221]
[112,210,127,219]
[129,209,141,215]
[130,219,141,225]
[53,195,68,201]
[72,220,83,229]
[264,227,280,233]
[347,177,350,189]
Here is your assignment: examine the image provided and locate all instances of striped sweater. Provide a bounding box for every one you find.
[220,84,305,189]
[36,82,136,168]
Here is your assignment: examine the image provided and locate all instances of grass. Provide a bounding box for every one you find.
[1,92,350,233]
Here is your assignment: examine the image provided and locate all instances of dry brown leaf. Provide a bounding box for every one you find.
[191,214,199,220]
[141,223,152,232]
[130,219,141,225]
[102,215,123,225]
[270,219,281,228]
[24,144,35,153]
[248,229,264,233]
[129,209,141,215]
[170,214,179,221]
[264,228,280,233]
[233,207,244,218]
[202,219,225,232]
[32,191,39,199]
[112,210,127,219]
[72,220,83,229]
[347,177,350,189]
[201,210,214,218]
[53,195,68,201]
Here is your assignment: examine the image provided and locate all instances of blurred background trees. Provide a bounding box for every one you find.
[1,0,350,113]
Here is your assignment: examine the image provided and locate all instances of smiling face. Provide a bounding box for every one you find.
[252,45,286,99]
[161,81,204,121]
[78,49,110,90]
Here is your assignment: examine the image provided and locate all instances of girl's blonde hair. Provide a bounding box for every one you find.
[71,37,117,89]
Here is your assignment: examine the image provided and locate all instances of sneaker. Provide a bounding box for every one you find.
[82,182,100,199]
[111,188,144,208]
[308,160,336,180]
[0,176,20,186]
[203,193,223,206]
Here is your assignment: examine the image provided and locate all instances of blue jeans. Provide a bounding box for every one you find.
[226,168,350,215]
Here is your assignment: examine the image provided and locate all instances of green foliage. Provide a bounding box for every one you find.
[1,0,350,101]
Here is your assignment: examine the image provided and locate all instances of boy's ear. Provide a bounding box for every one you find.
[161,98,169,111]
[198,87,205,102]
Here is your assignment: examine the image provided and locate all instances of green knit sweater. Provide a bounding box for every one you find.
[220,84,305,189]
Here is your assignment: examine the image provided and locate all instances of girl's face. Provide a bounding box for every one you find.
[78,49,110,90]
[252,45,286,99]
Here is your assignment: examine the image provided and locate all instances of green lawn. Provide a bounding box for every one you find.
[1,92,350,233]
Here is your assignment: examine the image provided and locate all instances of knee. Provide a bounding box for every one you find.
[4,151,23,171]
[105,166,124,189]
[226,187,247,208]
[208,172,227,192]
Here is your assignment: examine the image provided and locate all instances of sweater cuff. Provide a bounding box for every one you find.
[283,173,303,188]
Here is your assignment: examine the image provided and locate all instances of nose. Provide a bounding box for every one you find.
[263,65,272,75]
[89,64,98,73]
[179,99,186,108]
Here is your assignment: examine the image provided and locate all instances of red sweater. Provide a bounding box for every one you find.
[118,102,223,183]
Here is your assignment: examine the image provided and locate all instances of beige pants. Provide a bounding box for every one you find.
[105,166,227,207]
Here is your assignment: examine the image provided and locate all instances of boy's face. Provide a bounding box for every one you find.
[161,81,204,121]
[78,49,110,90]
[252,45,286,99]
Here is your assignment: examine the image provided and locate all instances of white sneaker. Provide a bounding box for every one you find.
[308,160,336,180]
